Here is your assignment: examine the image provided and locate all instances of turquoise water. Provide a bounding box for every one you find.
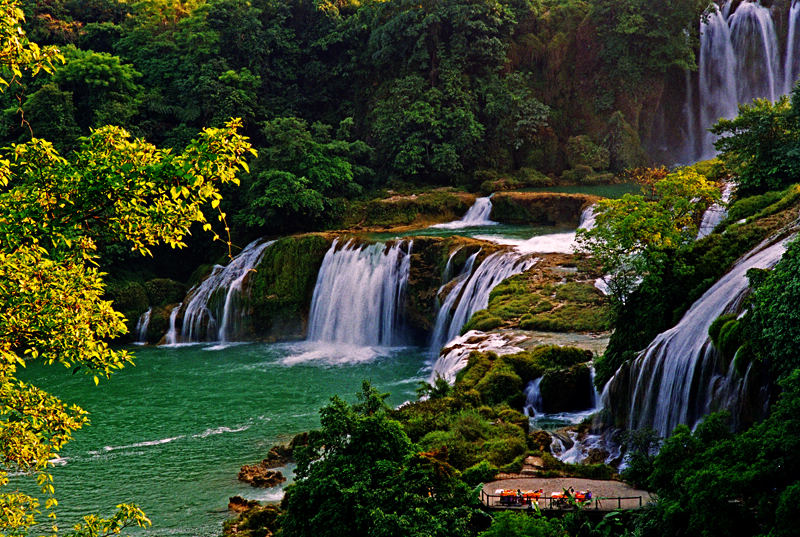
[16,343,428,536]
[521,183,640,198]
[367,223,567,242]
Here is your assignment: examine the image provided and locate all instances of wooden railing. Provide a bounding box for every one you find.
[480,490,645,511]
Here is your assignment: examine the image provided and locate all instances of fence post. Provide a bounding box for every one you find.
[639,496,642,508]
[618,497,621,509]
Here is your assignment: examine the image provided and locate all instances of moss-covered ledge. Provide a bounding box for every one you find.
[490,192,599,226]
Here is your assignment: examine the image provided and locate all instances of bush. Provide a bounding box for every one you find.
[461,460,499,487]
[566,135,610,170]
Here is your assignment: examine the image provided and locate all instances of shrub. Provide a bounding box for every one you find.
[461,460,499,487]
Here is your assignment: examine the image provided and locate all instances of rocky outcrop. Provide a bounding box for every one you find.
[490,192,599,226]
[238,465,286,488]
[228,496,260,513]
[246,234,332,341]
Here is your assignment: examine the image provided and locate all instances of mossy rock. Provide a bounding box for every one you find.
[222,503,281,537]
[603,111,648,172]
[247,234,332,340]
[105,280,149,338]
[474,362,523,407]
[144,278,186,307]
[520,303,612,332]
[343,191,474,228]
[565,135,610,170]
[477,167,554,194]
[539,364,593,413]
[490,192,599,226]
[461,310,504,333]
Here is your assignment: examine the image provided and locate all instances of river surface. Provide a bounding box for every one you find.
[17,343,426,536]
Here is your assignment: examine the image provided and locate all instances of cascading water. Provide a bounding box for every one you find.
[730,2,781,103]
[523,378,544,417]
[431,196,497,229]
[306,239,412,346]
[135,308,152,344]
[165,304,181,345]
[429,250,480,354]
[682,1,795,161]
[697,183,734,239]
[697,4,739,159]
[603,235,792,437]
[178,239,275,343]
[431,250,538,353]
[785,0,800,93]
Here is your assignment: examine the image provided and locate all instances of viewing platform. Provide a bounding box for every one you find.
[481,477,652,514]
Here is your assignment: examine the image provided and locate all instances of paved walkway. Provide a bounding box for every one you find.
[482,477,652,511]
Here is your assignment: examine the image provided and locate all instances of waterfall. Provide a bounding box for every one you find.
[306,239,412,346]
[165,304,181,345]
[135,308,152,344]
[179,239,274,342]
[430,251,538,353]
[429,250,480,353]
[786,0,800,93]
[431,196,497,229]
[679,1,796,161]
[729,2,781,103]
[697,182,734,239]
[603,235,791,437]
[523,378,544,417]
[506,204,595,254]
[698,4,739,159]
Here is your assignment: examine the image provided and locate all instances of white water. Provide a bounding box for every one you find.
[697,183,734,239]
[306,239,412,347]
[430,330,528,383]
[431,196,497,229]
[684,1,794,160]
[165,304,181,345]
[135,308,152,344]
[523,378,544,417]
[429,250,480,354]
[603,235,792,437]
[479,205,596,254]
[178,239,274,343]
[697,4,739,159]
[431,251,538,354]
[786,0,800,93]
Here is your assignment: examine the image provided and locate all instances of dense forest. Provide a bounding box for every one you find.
[2,1,800,537]
[0,0,709,251]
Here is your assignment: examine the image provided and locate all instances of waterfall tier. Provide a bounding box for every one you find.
[429,250,538,354]
[306,239,412,346]
[682,1,796,161]
[603,235,791,437]
[135,308,152,344]
[171,239,274,343]
[431,196,497,229]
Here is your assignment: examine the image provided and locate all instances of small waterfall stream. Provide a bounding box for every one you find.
[697,183,734,239]
[430,251,538,354]
[178,239,275,343]
[306,239,412,346]
[165,304,181,345]
[603,235,792,437]
[523,378,544,417]
[431,196,497,229]
[135,308,152,344]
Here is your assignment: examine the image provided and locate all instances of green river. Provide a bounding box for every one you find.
[18,343,427,536]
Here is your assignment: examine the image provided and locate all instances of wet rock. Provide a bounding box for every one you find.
[228,496,260,513]
[237,465,286,488]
